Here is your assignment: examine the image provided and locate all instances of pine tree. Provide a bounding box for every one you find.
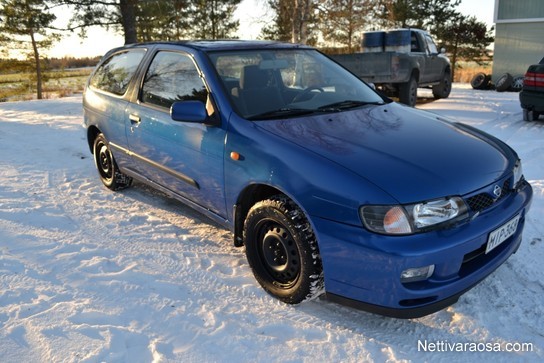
[435,14,494,80]
[0,0,59,99]
[137,0,191,41]
[52,0,139,44]
[188,0,241,39]
[373,0,460,34]
[318,0,371,52]
[260,0,317,44]
[54,0,242,43]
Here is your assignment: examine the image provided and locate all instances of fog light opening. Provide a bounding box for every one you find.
[401,265,435,283]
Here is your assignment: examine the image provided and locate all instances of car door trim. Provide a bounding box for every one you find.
[109,142,200,190]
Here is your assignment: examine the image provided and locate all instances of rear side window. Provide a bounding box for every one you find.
[90,50,145,95]
[141,51,207,109]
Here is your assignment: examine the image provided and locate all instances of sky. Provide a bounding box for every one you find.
[45,0,496,59]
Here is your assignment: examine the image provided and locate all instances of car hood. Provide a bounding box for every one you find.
[256,103,511,203]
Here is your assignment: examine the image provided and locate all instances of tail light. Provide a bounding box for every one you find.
[523,68,544,89]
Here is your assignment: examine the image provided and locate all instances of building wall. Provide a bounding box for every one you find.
[491,0,544,82]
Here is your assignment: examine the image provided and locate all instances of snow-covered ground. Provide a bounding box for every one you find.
[0,84,542,362]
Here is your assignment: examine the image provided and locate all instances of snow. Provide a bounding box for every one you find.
[0,84,542,362]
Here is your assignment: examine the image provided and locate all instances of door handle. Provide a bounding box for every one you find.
[129,114,141,125]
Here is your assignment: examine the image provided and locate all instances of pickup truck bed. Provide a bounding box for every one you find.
[331,29,452,107]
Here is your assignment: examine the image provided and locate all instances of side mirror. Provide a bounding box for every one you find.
[170,101,207,123]
[440,47,446,54]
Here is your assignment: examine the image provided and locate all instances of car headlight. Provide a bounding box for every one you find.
[360,197,469,235]
[513,159,524,189]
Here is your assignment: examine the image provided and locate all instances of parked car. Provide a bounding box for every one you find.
[83,41,532,318]
[520,58,544,121]
[331,29,451,106]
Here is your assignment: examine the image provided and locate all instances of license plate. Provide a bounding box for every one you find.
[486,213,521,254]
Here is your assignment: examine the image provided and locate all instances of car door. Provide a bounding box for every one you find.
[125,50,227,216]
[409,31,432,83]
[421,33,443,83]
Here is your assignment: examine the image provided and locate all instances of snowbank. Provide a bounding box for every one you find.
[0,85,542,362]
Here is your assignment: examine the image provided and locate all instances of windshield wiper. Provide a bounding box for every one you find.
[247,101,384,120]
[317,100,384,112]
[247,108,316,120]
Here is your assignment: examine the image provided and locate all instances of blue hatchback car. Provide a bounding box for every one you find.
[83,41,533,318]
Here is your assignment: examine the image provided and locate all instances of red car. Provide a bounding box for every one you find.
[520,57,544,121]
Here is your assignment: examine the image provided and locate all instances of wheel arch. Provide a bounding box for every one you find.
[233,183,310,248]
[86,125,102,154]
[411,68,420,83]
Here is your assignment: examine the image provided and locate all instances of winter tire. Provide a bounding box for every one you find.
[243,195,324,304]
[495,73,513,92]
[399,75,418,107]
[470,72,489,90]
[93,133,133,190]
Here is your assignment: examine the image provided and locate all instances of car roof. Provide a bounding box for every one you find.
[112,40,313,53]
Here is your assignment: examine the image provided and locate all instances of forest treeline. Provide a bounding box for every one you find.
[1,0,494,99]
[0,56,100,74]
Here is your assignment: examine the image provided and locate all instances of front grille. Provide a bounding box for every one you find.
[466,179,511,213]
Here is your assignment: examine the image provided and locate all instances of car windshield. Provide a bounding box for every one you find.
[208,49,385,120]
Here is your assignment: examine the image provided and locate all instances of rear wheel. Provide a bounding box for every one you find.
[522,108,540,122]
[399,75,418,107]
[93,133,133,190]
[243,195,324,304]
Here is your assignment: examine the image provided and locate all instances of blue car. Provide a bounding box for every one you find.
[83,41,532,318]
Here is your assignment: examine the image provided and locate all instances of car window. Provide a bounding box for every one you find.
[209,49,384,119]
[90,50,145,95]
[424,34,438,54]
[141,51,207,109]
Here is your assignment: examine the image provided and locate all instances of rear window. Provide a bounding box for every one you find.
[90,50,145,95]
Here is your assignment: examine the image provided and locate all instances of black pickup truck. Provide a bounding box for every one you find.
[520,57,544,121]
[331,29,452,107]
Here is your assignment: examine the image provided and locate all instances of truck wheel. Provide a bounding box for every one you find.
[399,76,418,107]
[93,133,133,190]
[495,73,513,92]
[432,71,452,99]
[523,109,540,122]
[243,195,324,304]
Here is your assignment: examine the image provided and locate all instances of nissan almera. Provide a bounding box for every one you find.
[83,41,533,318]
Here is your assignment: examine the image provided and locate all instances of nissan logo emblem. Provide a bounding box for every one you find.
[493,184,502,198]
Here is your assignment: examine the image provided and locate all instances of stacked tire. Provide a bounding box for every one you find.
[471,72,524,92]
[470,72,491,90]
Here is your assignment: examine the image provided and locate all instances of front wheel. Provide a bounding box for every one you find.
[93,133,133,190]
[432,71,452,99]
[243,195,324,304]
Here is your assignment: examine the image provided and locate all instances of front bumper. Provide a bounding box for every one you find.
[314,181,533,318]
